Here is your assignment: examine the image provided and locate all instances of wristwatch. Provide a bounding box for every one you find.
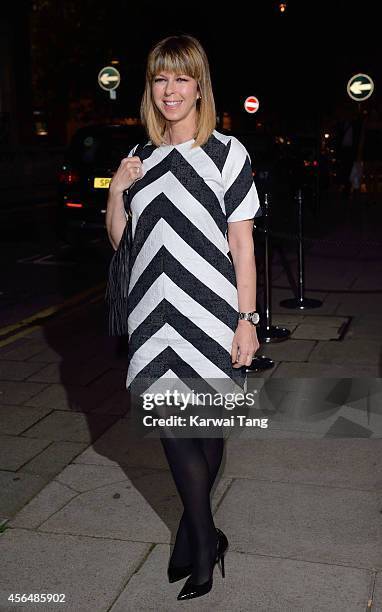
[238,311,260,326]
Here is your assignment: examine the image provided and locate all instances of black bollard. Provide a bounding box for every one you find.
[257,193,290,343]
[280,188,322,310]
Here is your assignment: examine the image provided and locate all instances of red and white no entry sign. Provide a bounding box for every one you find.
[244,96,260,114]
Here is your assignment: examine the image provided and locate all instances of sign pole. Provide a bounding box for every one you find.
[98,66,121,122]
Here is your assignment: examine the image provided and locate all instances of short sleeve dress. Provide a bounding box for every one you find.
[125,129,261,399]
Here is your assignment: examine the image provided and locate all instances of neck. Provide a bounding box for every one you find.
[163,120,196,145]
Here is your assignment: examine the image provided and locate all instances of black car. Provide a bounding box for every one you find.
[57,123,147,244]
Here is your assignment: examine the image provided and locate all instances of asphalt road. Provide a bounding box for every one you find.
[0,199,112,330]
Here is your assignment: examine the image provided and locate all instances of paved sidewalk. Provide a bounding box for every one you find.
[0,197,381,611]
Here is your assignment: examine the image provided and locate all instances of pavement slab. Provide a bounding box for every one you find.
[335,293,382,316]
[373,571,382,611]
[308,338,382,367]
[250,378,382,438]
[55,463,131,493]
[8,480,78,529]
[290,320,348,340]
[0,404,52,435]
[223,438,382,490]
[72,418,170,469]
[86,369,127,402]
[25,346,67,363]
[0,339,47,361]
[109,543,373,612]
[34,464,230,544]
[0,471,50,518]
[21,441,89,477]
[22,383,96,413]
[257,339,316,362]
[23,371,125,413]
[91,390,130,416]
[0,434,51,471]
[0,381,48,405]
[272,361,381,377]
[270,287,340,315]
[0,360,47,381]
[213,478,382,569]
[21,411,119,443]
[0,528,150,612]
[25,338,102,364]
[25,356,110,386]
[36,467,181,542]
[346,314,382,340]
[10,461,229,537]
[352,268,382,290]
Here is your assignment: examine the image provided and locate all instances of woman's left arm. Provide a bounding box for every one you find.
[228,219,260,368]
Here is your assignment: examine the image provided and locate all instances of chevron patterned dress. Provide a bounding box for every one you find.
[125,129,261,399]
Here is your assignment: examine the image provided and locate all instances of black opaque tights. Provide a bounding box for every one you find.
[160,435,224,584]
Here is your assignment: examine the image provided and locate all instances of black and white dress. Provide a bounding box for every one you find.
[125,129,261,398]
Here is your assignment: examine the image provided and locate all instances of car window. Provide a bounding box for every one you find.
[68,127,146,167]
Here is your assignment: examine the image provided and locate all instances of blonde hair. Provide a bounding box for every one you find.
[140,35,216,148]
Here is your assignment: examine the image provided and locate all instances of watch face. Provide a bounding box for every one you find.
[238,312,259,324]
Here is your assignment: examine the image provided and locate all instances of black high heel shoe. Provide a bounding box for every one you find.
[177,528,228,600]
[167,561,193,583]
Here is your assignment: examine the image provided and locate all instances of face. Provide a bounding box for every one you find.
[152,71,200,126]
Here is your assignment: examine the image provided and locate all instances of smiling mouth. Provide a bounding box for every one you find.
[163,101,183,107]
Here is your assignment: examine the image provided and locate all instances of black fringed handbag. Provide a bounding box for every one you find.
[105,143,146,335]
[105,188,133,336]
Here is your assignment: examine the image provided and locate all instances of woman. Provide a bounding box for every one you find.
[106,34,261,601]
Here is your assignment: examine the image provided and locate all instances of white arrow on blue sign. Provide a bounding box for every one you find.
[347,73,374,102]
[98,66,121,91]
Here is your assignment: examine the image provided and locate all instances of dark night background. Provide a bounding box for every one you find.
[2,0,382,145]
[1,0,382,326]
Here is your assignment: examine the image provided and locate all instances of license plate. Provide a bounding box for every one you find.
[94,177,112,188]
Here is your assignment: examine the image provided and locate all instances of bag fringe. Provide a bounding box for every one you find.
[105,217,132,336]
[105,143,145,336]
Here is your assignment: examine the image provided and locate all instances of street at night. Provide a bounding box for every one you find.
[1,2,382,610]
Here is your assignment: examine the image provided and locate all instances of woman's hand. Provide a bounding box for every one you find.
[109,156,143,196]
[231,321,260,368]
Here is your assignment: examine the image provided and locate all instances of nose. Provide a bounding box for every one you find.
[164,78,175,96]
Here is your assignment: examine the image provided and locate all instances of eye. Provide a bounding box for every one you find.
[154,77,165,83]
[177,77,188,82]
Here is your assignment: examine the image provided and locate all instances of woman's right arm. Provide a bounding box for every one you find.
[106,155,143,250]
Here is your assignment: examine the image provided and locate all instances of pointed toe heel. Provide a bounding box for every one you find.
[176,528,229,600]
[177,576,212,600]
[167,562,193,583]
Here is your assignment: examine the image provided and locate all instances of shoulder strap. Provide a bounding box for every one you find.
[122,141,147,214]
[134,141,146,160]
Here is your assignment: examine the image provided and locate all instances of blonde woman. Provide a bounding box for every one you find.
[106,34,261,601]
